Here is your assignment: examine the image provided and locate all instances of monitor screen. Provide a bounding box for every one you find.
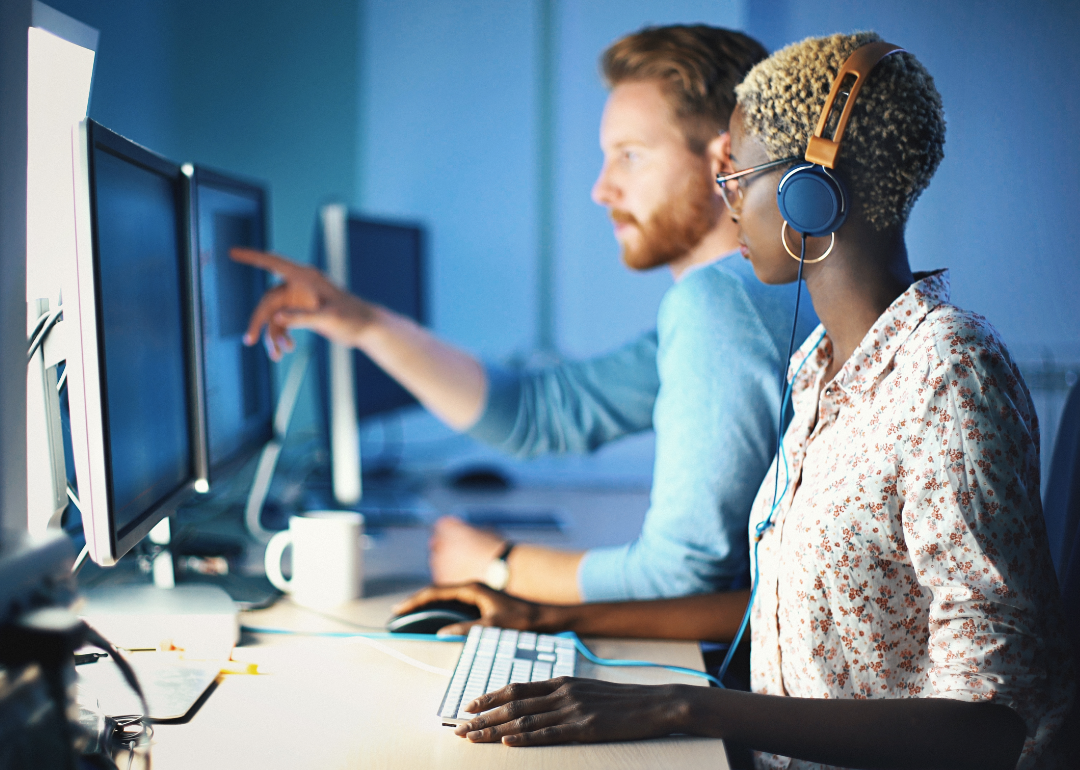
[90,135,194,538]
[345,219,425,419]
[191,170,273,474]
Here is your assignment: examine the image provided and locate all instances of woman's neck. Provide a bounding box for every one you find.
[804,224,913,383]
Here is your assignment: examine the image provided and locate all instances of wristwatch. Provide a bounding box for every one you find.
[483,541,515,591]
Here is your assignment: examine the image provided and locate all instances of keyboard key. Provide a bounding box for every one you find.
[531,661,553,681]
[517,632,537,651]
[487,667,511,691]
[537,636,556,653]
[489,661,512,684]
[478,640,498,658]
[496,634,519,659]
[440,694,463,718]
[510,659,533,683]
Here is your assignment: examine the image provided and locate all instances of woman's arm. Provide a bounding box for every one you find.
[394,582,750,642]
[459,679,1027,770]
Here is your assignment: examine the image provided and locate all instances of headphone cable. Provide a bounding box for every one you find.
[716,232,818,686]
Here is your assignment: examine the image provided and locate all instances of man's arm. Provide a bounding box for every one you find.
[428,332,661,597]
[428,517,586,602]
[467,331,659,457]
[232,248,486,430]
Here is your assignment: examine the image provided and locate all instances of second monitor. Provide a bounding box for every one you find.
[316,204,426,505]
[185,166,274,481]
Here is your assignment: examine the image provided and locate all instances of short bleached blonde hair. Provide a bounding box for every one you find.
[735,31,945,230]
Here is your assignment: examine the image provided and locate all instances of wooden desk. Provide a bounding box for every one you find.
[144,591,729,769]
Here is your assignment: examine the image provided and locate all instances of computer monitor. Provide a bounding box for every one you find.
[315,204,426,504]
[184,166,274,480]
[67,119,207,566]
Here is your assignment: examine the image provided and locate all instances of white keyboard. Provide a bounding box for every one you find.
[438,626,576,726]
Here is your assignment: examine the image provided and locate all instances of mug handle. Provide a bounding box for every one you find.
[264,530,294,593]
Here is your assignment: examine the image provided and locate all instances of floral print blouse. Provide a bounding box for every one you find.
[748,271,1074,770]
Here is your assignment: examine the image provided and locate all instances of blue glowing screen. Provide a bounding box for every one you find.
[196,181,273,471]
[93,148,192,536]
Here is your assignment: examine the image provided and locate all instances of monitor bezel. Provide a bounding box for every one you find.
[314,205,426,505]
[315,210,428,420]
[183,164,275,482]
[69,118,207,566]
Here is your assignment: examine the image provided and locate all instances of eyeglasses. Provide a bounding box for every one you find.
[716,156,801,213]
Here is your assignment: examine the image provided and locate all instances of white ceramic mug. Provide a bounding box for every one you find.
[264,511,364,608]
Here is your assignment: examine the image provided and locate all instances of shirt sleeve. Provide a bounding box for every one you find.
[901,315,1074,759]
[578,265,795,600]
[466,331,658,458]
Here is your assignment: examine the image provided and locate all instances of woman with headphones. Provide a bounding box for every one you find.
[399,32,1073,769]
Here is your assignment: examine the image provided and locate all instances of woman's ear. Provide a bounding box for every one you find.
[709,131,734,178]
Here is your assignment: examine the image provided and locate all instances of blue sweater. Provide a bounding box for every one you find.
[468,254,818,600]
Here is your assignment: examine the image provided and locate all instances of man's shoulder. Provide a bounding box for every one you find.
[659,252,799,333]
[660,254,756,319]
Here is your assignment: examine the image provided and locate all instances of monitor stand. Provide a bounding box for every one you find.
[148,517,175,588]
[77,582,237,659]
[244,347,309,542]
[79,518,239,657]
[168,526,281,611]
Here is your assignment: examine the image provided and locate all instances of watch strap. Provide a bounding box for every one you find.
[494,541,515,563]
[484,541,515,590]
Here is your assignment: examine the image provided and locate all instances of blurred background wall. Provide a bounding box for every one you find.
[40,0,1080,481]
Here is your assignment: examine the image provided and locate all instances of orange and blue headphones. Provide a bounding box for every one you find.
[776,42,904,244]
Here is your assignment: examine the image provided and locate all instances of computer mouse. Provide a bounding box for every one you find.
[447,465,513,491]
[386,599,482,635]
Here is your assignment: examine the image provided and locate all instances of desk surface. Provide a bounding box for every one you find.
[144,590,729,770]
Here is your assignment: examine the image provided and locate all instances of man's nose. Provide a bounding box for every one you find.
[591,164,618,207]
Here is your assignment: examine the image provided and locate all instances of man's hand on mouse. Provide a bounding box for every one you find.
[429,516,506,585]
[394,583,542,636]
[230,247,379,361]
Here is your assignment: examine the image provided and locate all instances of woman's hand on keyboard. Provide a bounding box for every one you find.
[455,678,685,745]
[394,583,543,635]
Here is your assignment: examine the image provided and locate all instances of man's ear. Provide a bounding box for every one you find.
[708,131,734,178]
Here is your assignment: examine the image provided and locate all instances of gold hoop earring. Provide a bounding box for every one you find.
[781,222,834,264]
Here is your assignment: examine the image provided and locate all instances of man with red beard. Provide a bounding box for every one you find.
[235,25,816,606]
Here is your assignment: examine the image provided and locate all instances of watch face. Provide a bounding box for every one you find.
[485,558,511,591]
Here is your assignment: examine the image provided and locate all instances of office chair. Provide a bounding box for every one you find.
[1043,379,1080,759]
[1044,379,1080,581]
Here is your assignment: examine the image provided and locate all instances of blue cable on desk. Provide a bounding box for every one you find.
[242,626,720,686]
[556,631,722,687]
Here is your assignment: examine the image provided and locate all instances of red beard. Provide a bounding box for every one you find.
[612,170,720,271]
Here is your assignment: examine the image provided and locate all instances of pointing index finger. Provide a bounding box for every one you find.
[230,247,308,280]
